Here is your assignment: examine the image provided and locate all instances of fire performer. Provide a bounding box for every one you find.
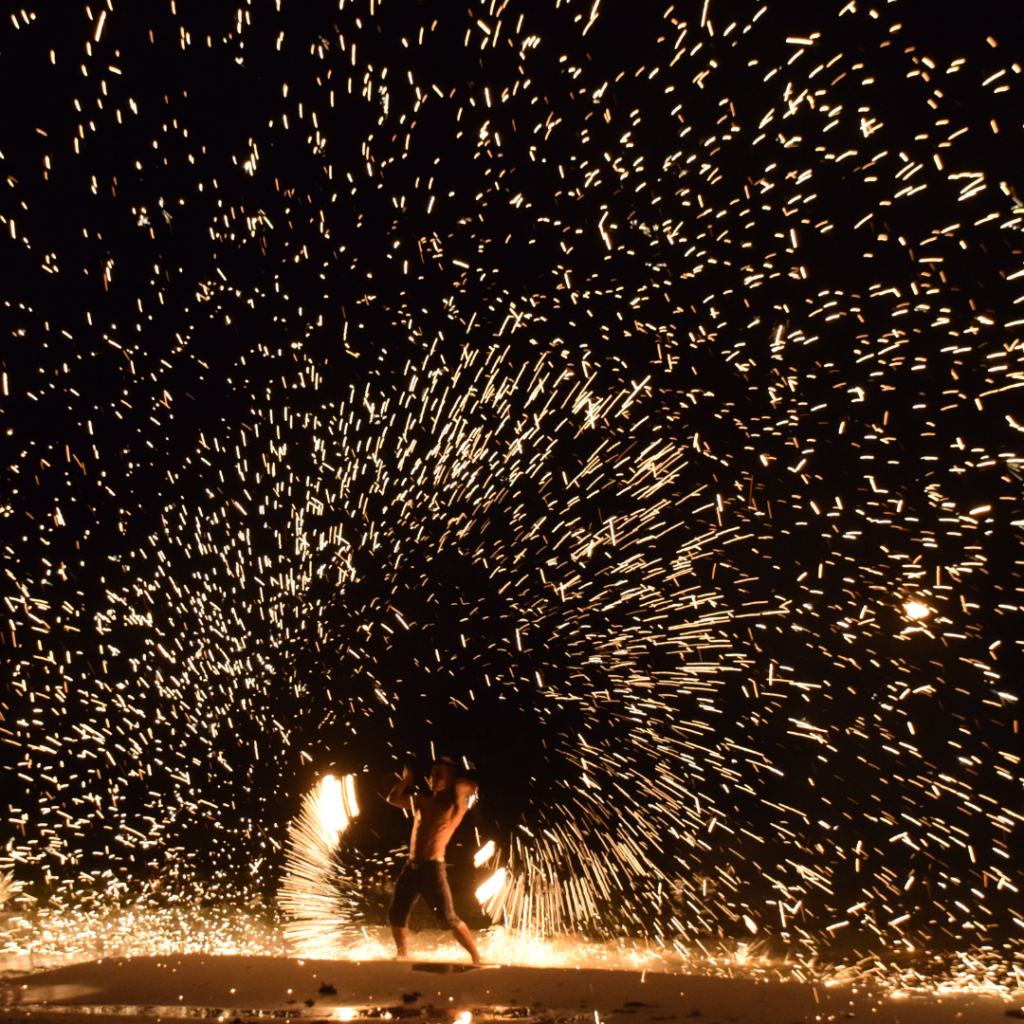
[385,757,482,964]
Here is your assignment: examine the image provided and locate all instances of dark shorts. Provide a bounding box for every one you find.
[388,859,461,929]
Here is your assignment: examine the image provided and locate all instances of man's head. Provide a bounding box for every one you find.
[429,757,457,793]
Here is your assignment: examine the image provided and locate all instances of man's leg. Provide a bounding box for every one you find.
[422,862,482,964]
[449,919,482,965]
[388,863,419,960]
[391,924,410,958]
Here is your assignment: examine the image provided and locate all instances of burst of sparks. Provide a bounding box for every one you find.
[1,0,1023,998]
[279,773,362,957]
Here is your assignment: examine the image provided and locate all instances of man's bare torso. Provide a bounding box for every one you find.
[410,789,469,860]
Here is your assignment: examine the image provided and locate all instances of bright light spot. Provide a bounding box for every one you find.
[334,1009,358,1021]
[903,601,931,620]
[320,773,358,834]
[344,773,360,818]
[475,867,506,902]
[474,840,495,866]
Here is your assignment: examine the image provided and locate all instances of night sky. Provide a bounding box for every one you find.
[2,0,1024,957]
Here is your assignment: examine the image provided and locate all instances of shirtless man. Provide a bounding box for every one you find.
[386,757,481,964]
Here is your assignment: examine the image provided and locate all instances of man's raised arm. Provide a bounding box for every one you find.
[387,764,415,810]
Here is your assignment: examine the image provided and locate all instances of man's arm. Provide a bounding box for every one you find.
[386,764,415,810]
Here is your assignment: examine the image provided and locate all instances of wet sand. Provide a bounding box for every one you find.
[0,954,1018,1024]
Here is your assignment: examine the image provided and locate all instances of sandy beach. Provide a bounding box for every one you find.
[1,954,1019,1024]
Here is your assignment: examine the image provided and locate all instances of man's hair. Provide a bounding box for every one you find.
[433,756,457,771]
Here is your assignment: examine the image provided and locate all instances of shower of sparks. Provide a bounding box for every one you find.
[1,0,1024,993]
[186,341,747,945]
[279,773,361,957]
[0,904,286,972]
[0,869,21,908]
